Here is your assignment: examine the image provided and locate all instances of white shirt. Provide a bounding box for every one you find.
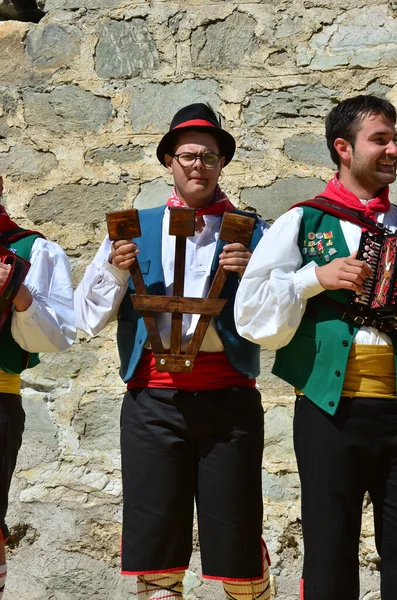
[235,205,397,350]
[10,237,75,353]
[74,208,268,352]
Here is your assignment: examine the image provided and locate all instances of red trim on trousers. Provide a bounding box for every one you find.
[300,578,304,600]
[121,566,189,576]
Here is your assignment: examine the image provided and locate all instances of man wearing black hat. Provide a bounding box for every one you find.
[75,103,270,600]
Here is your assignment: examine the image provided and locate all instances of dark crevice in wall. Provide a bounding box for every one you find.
[0,0,44,23]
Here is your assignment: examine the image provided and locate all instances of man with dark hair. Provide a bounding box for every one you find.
[325,95,397,167]
[0,176,75,599]
[235,94,397,600]
[75,103,270,600]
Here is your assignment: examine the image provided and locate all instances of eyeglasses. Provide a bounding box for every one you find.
[173,152,222,169]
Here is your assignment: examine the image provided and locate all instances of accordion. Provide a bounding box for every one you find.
[0,245,30,332]
[350,227,397,328]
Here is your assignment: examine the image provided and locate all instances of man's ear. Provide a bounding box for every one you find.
[334,138,352,165]
[164,154,173,174]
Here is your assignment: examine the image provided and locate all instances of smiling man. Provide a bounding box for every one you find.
[75,104,270,600]
[235,95,397,600]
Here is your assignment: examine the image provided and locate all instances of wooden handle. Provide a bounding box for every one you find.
[169,208,196,355]
[106,209,141,240]
[106,209,164,354]
[187,213,256,356]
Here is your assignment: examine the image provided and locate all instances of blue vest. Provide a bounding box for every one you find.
[117,206,263,382]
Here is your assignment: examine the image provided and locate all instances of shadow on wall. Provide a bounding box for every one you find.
[0,0,44,22]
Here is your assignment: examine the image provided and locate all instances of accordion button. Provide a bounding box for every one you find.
[335,370,341,377]
[342,340,348,347]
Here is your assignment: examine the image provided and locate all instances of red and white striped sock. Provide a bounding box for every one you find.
[0,563,7,600]
[136,571,184,599]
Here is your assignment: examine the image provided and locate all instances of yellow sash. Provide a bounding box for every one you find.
[341,344,395,398]
[296,344,396,399]
[0,371,21,395]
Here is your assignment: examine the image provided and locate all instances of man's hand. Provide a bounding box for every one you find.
[0,262,33,312]
[110,240,139,270]
[0,262,11,289]
[219,243,252,278]
[315,251,372,293]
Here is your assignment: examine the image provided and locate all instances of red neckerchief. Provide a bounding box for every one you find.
[291,174,390,230]
[0,204,45,244]
[166,184,236,216]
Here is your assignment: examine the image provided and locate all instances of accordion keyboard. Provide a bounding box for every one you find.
[354,232,383,308]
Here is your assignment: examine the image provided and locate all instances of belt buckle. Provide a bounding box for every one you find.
[353,315,366,327]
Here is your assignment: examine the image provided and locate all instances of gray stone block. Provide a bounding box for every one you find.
[244,84,339,127]
[72,394,122,452]
[241,177,325,221]
[95,19,159,79]
[365,80,392,98]
[85,144,143,165]
[129,79,219,133]
[0,85,18,114]
[300,6,397,71]
[24,86,113,134]
[27,182,128,224]
[26,23,81,69]
[191,11,258,69]
[262,470,300,501]
[264,406,294,463]
[133,177,172,209]
[284,133,331,167]
[0,146,58,179]
[16,391,59,471]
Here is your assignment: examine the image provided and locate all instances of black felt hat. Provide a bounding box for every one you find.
[156,103,236,166]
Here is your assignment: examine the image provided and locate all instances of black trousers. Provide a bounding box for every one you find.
[294,395,397,600]
[120,386,264,579]
[0,393,25,539]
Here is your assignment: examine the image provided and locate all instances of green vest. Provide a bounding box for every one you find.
[272,207,397,415]
[0,235,40,374]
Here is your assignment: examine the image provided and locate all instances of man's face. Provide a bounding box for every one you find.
[348,113,397,196]
[165,130,225,208]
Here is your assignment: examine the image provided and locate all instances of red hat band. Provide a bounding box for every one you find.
[172,119,216,131]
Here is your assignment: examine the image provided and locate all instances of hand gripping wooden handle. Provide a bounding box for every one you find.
[106,209,164,354]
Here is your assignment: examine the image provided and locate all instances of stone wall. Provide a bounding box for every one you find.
[0,1,394,598]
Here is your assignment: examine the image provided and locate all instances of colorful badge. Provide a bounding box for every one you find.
[324,231,333,240]
[316,240,324,253]
[308,232,316,240]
